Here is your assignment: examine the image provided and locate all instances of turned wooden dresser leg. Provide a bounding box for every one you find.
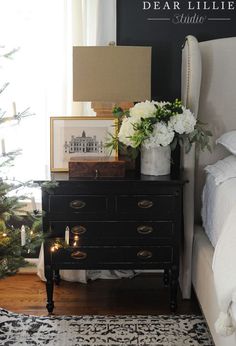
[54,269,61,286]
[170,265,178,312]
[45,265,54,314]
[163,269,170,287]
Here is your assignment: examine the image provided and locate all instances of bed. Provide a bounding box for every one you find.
[181,35,236,346]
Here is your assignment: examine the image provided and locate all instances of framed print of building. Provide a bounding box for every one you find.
[64,131,104,155]
[50,117,117,172]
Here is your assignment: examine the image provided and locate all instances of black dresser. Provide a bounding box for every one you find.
[41,173,185,313]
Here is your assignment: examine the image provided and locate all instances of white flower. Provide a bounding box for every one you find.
[152,101,169,108]
[143,122,175,149]
[129,100,156,120]
[118,117,136,147]
[118,101,157,147]
[117,102,197,151]
[169,108,196,134]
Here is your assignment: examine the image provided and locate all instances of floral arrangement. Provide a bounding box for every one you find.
[107,99,211,157]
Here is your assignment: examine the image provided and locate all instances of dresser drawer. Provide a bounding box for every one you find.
[49,195,108,214]
[48,221,174,244]
[116,195,176,218]
[52,246,173,268]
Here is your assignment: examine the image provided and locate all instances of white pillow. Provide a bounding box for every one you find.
[205,155,236,185]
[216,130,236,155]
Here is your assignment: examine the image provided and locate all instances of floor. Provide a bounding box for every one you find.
[0,272,201,316]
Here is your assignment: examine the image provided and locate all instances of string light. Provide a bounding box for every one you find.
[73,235,79,247]
[50,235,80,252]
[50,241,62,252]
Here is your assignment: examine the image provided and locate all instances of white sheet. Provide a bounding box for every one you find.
[204,155,236,185]
[212,204,236,336]
[201,174,236,247]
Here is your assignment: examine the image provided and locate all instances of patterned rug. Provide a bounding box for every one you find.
[0,308,213,346]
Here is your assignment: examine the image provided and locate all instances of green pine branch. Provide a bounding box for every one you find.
[0,45,43,279]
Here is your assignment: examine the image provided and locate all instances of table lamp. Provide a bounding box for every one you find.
[73,44,152,117]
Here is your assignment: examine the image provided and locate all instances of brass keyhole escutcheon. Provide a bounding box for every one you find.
[70,200,86,210]
[138,200,154,209]
[137,225,154,235]
[71,225,87,235]
[137,250,153,260]
[71,251,87,260]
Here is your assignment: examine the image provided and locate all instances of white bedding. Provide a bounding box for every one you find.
[201,174,236,247]
[201,173,236,336]
[213,203,236,336]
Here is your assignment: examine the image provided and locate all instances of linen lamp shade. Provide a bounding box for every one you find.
[73,46,152,103]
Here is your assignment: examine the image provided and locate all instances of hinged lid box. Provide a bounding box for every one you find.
[69,157,125,178]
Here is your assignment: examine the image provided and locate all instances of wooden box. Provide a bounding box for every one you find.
[69,157,125,178]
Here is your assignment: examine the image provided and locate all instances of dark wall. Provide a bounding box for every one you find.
[117,0,236,101]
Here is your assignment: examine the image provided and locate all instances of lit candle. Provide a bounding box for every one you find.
[65,226,70,245]
[73,235,79,247]
[21,225,26,246]
[12,102,16,116]
[1,139,6,155]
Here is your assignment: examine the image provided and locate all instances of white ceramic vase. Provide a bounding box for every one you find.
[140,145,171,176]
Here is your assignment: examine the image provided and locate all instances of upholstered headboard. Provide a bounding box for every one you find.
[182,35,236,221]
[196,37,236,218]
[180,35,236,299]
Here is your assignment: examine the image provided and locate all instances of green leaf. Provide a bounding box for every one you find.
[112,106,128,119]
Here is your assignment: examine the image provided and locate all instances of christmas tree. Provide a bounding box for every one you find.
[0,47,43,278]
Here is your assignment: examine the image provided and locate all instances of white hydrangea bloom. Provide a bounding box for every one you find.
[129,100,156,120]
[152,101,169,108]
[169,108,196,134]
[117,102,197,151]
[143,122,175,149]
[118,117,137,147]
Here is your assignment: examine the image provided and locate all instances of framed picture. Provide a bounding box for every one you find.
[50,117,118,172]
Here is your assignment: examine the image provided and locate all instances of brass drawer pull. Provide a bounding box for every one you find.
[137,225,154,235]
[71,251,87,260]
[70,200,86,210]
[137,250,153,260]
[138,200,154,209]
[71,225,87,235]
